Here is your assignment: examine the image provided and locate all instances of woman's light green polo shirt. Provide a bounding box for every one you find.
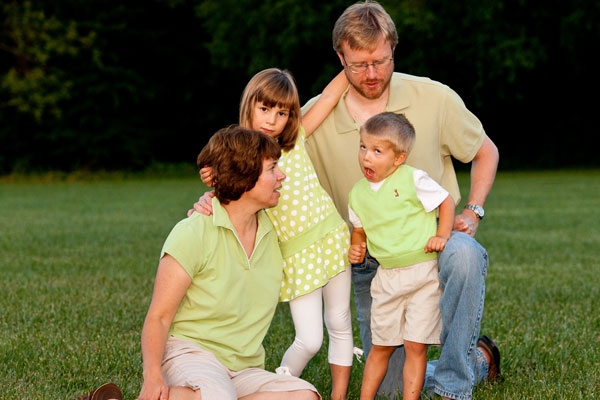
[160,198,283,371]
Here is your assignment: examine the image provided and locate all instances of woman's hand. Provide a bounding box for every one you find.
[137,372,169,400]
[139,255,192,400]
[187,191,215,217]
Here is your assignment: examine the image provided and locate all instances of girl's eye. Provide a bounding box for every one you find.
[278,112,288,117]
[260,106,268,112]
[360,145,366,150]
[375,149,382,154]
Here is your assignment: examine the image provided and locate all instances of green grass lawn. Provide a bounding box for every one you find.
[1,170,599,399]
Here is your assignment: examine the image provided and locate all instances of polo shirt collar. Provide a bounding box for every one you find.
[386,73,411,113]
[212,197,273,239]
[334,73,411,134]
[333,87,358,135]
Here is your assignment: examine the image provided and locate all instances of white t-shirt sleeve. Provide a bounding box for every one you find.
[413,169,450,212]
[348,205,363,228]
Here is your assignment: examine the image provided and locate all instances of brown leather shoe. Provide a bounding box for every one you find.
[478,335,501,381]
[73,382,123,400]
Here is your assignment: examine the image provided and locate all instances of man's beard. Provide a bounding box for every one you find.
[348,71,393,100]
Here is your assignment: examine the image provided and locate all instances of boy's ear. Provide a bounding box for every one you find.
[394,152,407,166]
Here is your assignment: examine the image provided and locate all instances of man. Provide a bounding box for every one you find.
[303,2,500,399]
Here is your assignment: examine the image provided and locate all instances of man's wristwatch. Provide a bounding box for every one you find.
[465,204,485,220]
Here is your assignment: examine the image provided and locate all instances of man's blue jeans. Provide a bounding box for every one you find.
[352,232,490,400]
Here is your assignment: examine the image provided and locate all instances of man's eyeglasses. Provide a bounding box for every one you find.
[342,54,394,74]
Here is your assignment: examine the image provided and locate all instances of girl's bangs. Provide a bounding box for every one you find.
[256,82,297,111]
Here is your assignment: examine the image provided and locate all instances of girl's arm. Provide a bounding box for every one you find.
[302,70,348,138]
[138,255,192,400]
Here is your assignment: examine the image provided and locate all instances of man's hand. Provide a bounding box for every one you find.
[348,242,367,264]
[187,191,215,217]
[453,208,480,237]
[425,235,449,253]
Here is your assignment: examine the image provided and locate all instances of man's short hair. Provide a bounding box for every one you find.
[333,1,398,53]
[360,112,415,154]
[197,126,281,204]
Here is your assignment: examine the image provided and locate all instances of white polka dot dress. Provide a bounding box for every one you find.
[266,126,350,301]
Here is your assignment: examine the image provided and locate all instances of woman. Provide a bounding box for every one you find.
[137,126,320,400]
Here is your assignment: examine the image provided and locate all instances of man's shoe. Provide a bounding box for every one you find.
[478,335,501,381]
[73,382,123,400]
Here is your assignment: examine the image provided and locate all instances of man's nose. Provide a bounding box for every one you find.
[365,64,378,79]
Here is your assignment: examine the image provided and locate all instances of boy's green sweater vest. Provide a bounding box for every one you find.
[349,165,438,268]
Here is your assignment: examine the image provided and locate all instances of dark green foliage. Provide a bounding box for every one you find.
[1,0,599,173]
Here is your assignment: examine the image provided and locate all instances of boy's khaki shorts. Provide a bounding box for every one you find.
[161,337,320,400]
[370,259,442,346]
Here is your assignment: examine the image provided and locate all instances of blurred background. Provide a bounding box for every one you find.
[1,0,599,174]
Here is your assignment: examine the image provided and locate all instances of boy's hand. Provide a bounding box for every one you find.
[349,242,367,264]
[200,166,215,187]
[425,235,448,253]
[187,191,215,217]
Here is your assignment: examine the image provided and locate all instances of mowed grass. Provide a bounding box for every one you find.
[1,170,599,399]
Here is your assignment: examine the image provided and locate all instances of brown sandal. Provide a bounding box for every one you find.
[73,382,123,400]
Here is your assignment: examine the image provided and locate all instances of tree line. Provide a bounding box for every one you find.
[1,0,598,173]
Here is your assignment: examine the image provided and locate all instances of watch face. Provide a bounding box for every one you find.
[467,204,484,218]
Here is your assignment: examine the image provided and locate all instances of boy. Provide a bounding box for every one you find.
[347,112,455,400]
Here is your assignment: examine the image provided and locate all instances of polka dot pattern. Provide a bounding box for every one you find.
[265,128,350,302]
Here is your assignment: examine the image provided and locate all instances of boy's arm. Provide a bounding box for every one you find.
[437,194,455,239]
[425,194,455,253]
[349,227,367,264]
[302,70,348,138]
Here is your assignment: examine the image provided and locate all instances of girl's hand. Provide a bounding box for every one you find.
[302,70,348,138]
[187,191,215,217]
[200,166,215,187]
[348,242,367,264]
[425,236,448,253]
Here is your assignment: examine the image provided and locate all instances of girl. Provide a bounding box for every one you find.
[199,68,353,400]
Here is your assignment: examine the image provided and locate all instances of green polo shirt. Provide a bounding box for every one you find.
[161,198,283,371]
[304,72,485,223]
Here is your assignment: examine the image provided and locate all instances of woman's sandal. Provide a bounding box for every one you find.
[73,382,123,400]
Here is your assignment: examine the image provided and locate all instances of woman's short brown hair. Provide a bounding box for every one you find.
[333,1,398,53]
[239,68,301,152]
[197,126,281,204]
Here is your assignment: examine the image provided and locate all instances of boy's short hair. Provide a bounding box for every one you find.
[360,112,415,154]
[333,1,398,53]
[197,126,281,205]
